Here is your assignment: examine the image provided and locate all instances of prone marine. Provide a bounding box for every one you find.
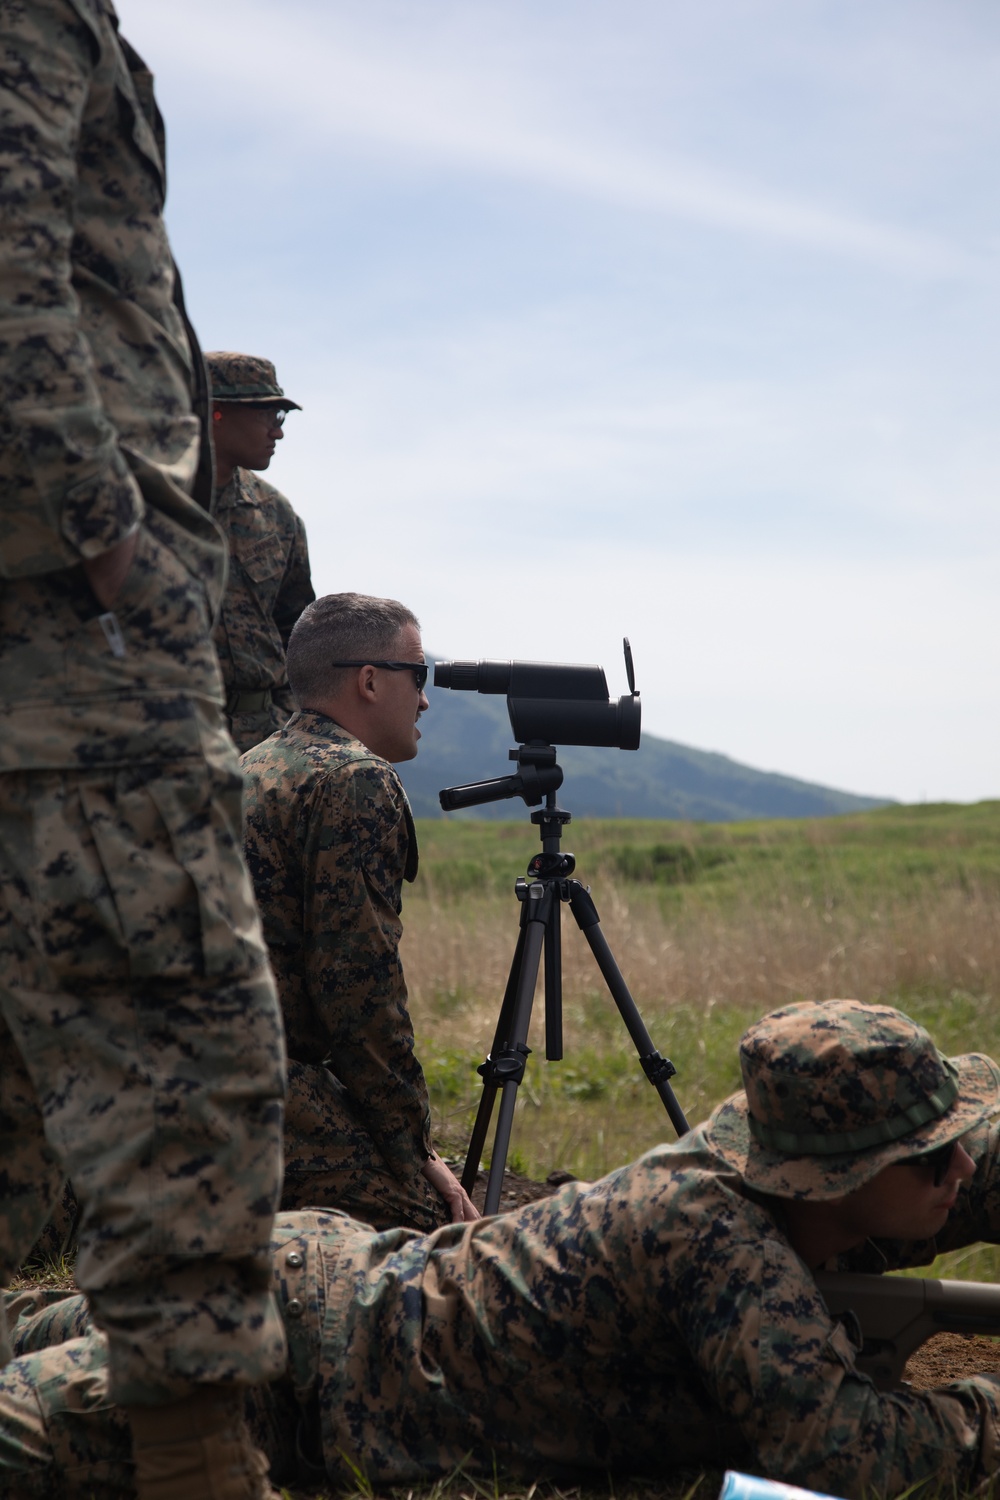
[3,1000,1000,1498]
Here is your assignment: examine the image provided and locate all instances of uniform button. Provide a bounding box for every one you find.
[286,1251,303,1269]
[286,1298,303,1318]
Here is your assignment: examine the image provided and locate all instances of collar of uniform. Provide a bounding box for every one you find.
[214,468,256,510]
[283,709,363,748]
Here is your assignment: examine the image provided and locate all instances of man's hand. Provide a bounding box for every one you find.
[422,1153,480,1223]
[83,531,139,609]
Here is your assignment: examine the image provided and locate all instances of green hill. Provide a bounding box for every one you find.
[397,674,893,820]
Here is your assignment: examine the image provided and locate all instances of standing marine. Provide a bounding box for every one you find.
[0,5,287,1497]
[206,351,315,753]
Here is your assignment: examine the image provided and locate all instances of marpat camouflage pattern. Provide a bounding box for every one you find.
[6,1118,1000,1497]
[242,711,448,1231]
[709,998,1000,1198]
[0,0,286,1405]
[205,352,301,409]
[212,468,314,753]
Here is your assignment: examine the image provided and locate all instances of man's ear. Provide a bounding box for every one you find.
[357,664,379,701]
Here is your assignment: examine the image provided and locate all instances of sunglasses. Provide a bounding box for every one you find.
[329,661,429,691]
[244,405,288,427]
[910,1139,959,1187]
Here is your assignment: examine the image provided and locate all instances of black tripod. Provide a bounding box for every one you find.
[441,745,689,1215]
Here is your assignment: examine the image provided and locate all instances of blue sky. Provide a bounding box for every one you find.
[124,0,999,804]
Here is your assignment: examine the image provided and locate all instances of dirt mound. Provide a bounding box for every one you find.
[906,1333,1000,1387]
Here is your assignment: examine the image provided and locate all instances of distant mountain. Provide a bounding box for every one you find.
[397,670,893,821]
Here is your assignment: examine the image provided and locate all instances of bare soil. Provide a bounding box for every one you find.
[906,1332,1000,1386]
[466,1166,578,1213]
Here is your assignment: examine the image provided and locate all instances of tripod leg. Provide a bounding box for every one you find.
[461,924,527,1194]
[543,889,563,1061]
[476,883,553,1214]
[482,909,549,1212]
[567,882,690,1138]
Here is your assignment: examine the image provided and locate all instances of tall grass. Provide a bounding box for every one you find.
[405,803,1000,1191]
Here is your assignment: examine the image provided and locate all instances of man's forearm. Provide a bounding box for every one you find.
[816,1271,1000,1388]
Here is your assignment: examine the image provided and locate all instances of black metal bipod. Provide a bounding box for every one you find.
[446,756,689,1215]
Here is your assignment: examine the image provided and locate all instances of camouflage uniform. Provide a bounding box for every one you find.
[206,352,314,754]
[212,468,314,752]
[0,0,286,1405]
[7,1090,1000,1498]
[242,711,449,1232]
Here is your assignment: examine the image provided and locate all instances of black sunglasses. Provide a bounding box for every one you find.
[911,1139,958,1187]
[329,660,429,691]
[243,404,289,427]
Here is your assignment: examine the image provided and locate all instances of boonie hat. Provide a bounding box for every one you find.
[705,998,1000,1200]
[206,351,302,410]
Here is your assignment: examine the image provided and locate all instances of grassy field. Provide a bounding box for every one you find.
[406,801,1000,1276]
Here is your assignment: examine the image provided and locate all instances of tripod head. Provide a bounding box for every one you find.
[438,742,566,813]
[440,749,578,901]
[527,796,575,877]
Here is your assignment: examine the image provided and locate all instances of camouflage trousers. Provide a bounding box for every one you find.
[0,1287,305,1498]
[31,1057,453,1259]
[283,1060,449,1232]
[0,763,288,1404]
[0,1213,333,1497]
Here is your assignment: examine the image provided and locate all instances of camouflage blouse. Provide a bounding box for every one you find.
[212,467,314,708]
[0,0,229,771]
[8,1126,1000,1494]
[304,1124,1000,1493]
[241,712,432,1182]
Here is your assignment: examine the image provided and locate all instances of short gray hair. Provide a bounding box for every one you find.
[287,592,419,707]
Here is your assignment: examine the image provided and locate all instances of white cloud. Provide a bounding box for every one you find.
[129,0,983,276]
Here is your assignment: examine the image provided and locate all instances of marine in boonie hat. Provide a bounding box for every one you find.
[705,997,1000,1200]
[205,351,302,409]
